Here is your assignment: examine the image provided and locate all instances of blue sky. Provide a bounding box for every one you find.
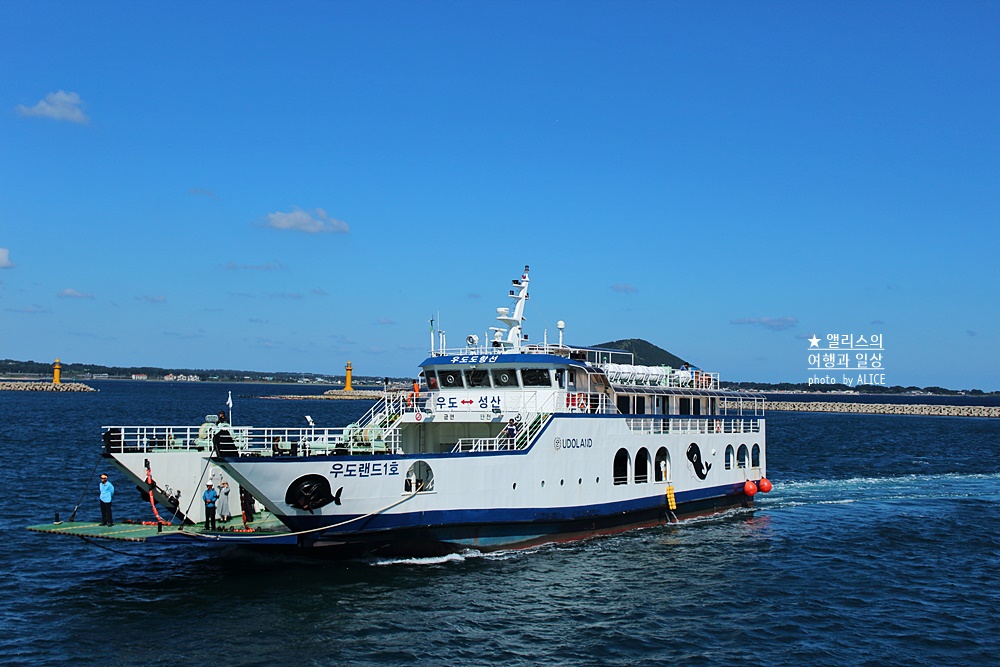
[1,1,997,390]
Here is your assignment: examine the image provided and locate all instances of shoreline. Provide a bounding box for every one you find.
[729,400,1000,418]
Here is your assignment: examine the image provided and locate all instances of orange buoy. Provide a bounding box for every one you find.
[758,477,772,493]
[743,480,758,496]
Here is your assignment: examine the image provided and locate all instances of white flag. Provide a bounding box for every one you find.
[226,391,233,409]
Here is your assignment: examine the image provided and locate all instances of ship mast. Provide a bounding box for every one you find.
[490,265,529,351]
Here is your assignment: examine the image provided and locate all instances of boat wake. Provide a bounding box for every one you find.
[758,471,1000,511]
[370,549,485,567]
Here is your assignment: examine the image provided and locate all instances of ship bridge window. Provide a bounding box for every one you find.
[425,371,439,390]
[438,370,463,388]
[521,369,552,387]
[464,369,490,388]
[725,445,734,470]
[491,368,518,387]
[613,448,631,485]
[555,369,566,389]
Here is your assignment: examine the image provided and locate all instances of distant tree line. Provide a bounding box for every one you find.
[0,359,408,384]
[720,380,994,396]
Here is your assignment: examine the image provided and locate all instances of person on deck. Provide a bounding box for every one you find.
[218,481,231,524]
[218,410,228,424]
[505,419,518,446]
[203,480,219,531]
[240,487,256,525]
[98,474,114,526]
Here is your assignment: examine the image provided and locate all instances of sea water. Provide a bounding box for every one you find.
[1,382,998,666]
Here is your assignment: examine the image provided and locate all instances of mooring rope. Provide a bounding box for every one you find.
[68,452,105,522]
[177,458,215,530]
[186,483,423,542]
[144,461,171,525]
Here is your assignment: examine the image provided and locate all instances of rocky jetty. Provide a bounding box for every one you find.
[264,388,386,401]
[726,399,999,418]
[0,381,97,392]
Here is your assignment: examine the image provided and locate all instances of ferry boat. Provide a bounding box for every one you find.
[211,266,770,556]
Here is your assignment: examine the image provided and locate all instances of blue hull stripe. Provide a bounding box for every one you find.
[282,482,745,534]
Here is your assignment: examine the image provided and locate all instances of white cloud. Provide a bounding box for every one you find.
[188,187,218,199]
[730,316,798,331]
[611,283,638,294]
[6,304,50,314]
[58,288,94,299]
[16,90,89,123]
[0,248,13,268]
[377,317,396,325]
[265,208,349,234]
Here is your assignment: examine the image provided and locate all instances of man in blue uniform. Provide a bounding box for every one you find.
[99,474,114,526]
[203,480,218,531]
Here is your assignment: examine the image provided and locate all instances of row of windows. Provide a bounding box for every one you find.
[724,444,761,470]
[426,367,562,390]
[611,443,762,485]
[612,446,672,486]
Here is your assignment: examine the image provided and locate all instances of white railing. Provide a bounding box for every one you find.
[600,364,720,390]
[451,412,551,453]
[562,391,615,414]
[624,417,763,436]
[102,421,405,458]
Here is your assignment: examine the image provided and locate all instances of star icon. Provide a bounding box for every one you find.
[808,334,821,348]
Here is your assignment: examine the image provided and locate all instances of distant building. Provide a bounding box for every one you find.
[131,374,148,381]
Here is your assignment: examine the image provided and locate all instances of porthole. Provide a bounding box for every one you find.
[596,476,600,484]
[512,482,517,490]
[541,480,545,488]
[560,479,564,486]
[578,478,582,485]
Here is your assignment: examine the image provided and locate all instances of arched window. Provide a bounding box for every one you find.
[405,460,435,492]
[751,443,761,468]
[654,447,670,482]
[635,447,651,484]
[725,445,734,470]
[737,445,749,469]
[613,448,631,486]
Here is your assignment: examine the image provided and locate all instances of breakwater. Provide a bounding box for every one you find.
[0,381,97,392]
[728,400,1000,418]
[265,389,385,401]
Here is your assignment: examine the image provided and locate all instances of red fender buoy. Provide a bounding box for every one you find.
[744,480,758,496]
[758,477,772,493]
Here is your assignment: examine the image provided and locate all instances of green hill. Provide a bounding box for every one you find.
[592,339,688,368]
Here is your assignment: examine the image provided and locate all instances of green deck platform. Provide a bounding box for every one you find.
[27,512,296,545]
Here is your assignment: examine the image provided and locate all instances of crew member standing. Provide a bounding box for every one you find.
[98,474,115,526]
[203,480,219,531]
